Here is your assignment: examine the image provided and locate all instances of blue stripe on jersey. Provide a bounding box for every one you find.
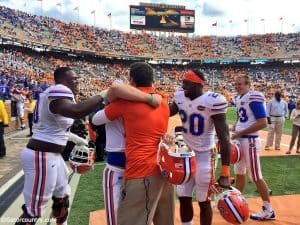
[249,102,266,119]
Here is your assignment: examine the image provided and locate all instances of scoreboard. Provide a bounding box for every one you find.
[130,4,195,33]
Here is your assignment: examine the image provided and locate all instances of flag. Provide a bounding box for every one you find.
[244,19,248,23]
[37,0,42,1]
[107,13,111,17]
[212,22,217,26]
[73,6,79,11]
[261,18,264,21]
[292,24,295,27]
[56,3,61,6]
[91,10,95,14]
[229,20,232,23]
[279,17,283,20]
[23,2,27,7]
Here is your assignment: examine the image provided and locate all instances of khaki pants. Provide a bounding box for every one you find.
[266,116,285,149]
[117,174,175,225]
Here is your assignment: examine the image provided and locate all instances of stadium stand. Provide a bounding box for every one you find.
[0,5,300,59]
[0,5,299,125]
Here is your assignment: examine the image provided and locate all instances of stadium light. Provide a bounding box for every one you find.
[56,2,62,20]
[73,6,80,23]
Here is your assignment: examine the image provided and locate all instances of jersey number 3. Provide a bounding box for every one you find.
[238,107,248,123]
[179,110,204,136]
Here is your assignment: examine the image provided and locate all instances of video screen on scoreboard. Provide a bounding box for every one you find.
[130,5,195,33]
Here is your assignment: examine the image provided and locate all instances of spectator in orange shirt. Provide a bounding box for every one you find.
[93,62,175,225]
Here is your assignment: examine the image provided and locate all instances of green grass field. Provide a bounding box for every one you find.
[68,108,296,225]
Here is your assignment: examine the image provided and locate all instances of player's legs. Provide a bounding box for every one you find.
[198,201,212,225]
[177,173,195,224]
[240,137,275,220]
[16,149,59,224]
[234,146,247,192]
[17,105,25,128]
[194,150,215,225]
[103,166,124,225]
[52,155,71,225]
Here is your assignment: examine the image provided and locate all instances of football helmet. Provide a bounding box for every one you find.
[69,145,95,174]
[157,132,196,185]
[215,187,249,224]
[216,140,242,164]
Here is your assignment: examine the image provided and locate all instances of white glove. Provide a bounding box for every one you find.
[68,132,88,146]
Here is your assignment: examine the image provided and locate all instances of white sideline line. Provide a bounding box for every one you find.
[0,170,24,197]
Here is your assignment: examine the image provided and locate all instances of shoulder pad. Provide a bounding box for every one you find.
[174,89,185,104]
[203,92,228,110]
[248,91,265,103]
[48,84,74,99]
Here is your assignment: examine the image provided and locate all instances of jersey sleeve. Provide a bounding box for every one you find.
[48,84,74,100]
[173,89,184,107]
[248,91,265,103]
[249,102,267,119]
[205,92,228,116]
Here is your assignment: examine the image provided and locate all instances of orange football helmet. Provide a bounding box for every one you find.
[215,140,242,164]
[216,188,249,224]
[157,134,196,185]
[69,145,95,174]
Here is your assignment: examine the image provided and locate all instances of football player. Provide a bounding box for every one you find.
[15,67,105,225]
[232,75,275,220]
[169,69,231,225]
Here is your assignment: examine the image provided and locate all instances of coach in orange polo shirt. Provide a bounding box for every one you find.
[95,62,175,225]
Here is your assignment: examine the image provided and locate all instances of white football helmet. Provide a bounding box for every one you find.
[69,145,95,174]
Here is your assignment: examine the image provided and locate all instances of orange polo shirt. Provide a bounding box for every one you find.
[104,87,169,180]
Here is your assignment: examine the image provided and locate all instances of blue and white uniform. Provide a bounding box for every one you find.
[20,84,74,220]
[174,89,228,202]
[93,112,125,225]
[234,91,266,182]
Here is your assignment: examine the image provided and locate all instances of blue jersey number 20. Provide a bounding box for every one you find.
[179,110,204,136]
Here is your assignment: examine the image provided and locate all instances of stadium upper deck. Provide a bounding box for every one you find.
[0,5,299,60]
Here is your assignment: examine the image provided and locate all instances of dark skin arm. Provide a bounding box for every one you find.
[211,113,231,188]
[49,95,103,120]
[169,102,179,117]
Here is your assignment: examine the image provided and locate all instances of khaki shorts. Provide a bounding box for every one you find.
[117,174,175,225]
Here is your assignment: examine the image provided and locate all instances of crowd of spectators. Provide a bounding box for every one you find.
[0,46,299,106]
[0,5,299,60]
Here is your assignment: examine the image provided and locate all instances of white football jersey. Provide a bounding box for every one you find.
[32,84,75,146]
[105,118,125,152]
[174,90,228,152]
[235,91,265,135]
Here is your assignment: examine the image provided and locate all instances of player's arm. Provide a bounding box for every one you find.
[92,109,110,125]
[92,101,124,126]
[106,84,161,107]
[49,95,103,120]
[169,101,179,117]
[232,101,267,139]
[212,113,231,188]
